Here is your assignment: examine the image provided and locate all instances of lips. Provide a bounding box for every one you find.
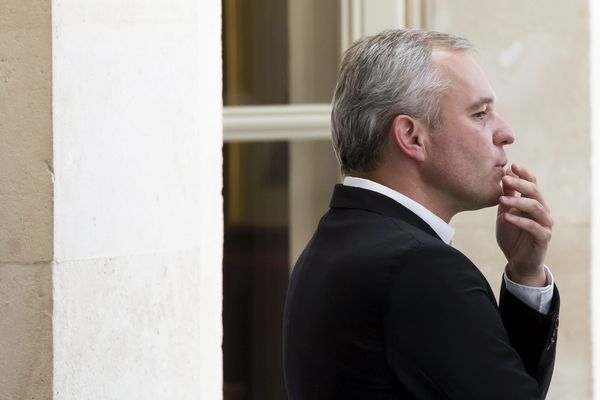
[494,163,507,179]
[495,161,507,171]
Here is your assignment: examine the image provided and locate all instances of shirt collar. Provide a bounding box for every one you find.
[342,176,455,245]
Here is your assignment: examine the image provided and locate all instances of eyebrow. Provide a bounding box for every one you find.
[467,97,495,111]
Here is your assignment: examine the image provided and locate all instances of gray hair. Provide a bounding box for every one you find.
[331,29,472,174]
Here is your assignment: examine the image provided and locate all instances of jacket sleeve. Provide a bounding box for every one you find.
[383,245,558,399]
[500,281,560,398]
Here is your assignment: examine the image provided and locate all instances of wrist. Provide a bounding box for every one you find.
[506,264,547,287]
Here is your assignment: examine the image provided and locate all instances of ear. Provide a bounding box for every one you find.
[391,115,426,162]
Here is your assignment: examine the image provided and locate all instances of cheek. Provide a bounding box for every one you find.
[462,131,492,158]
[429,125,489,166]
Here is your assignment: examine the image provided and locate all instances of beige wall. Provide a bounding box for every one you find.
[592,1,600,397]
[0,0,53,398]
[429,1,591,398]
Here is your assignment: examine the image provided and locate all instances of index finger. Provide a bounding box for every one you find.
[507,163,549,210]
[510,163,537,185]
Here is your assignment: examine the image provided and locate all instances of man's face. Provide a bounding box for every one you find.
[421,50,515,214]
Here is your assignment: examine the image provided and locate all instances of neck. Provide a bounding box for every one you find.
[348,169,457,223]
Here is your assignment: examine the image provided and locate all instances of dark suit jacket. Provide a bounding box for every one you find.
[283,184,559,399]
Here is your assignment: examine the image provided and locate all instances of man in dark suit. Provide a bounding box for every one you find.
[283,29,559,399]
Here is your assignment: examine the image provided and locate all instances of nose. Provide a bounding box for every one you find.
[492,114,515,146]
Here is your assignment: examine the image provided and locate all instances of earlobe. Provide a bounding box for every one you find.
[392,115,426,162]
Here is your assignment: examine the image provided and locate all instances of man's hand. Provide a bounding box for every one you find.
[496,163,553,287]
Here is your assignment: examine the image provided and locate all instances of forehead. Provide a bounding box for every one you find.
[431,49,495,106]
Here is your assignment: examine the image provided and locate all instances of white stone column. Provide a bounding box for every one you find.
[1,1,223,399]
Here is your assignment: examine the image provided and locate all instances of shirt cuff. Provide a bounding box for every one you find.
[503,265,555,315]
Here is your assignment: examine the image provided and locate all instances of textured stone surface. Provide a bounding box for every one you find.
[53,0,222,262]
[53,251,221,400]
[0,1,53,398]
[0,0,52,263]
[52,0,223,398]
[0,263,52,400]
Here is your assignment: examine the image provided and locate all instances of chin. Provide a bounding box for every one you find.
[486,196,501,208]
[466,188,502,211]
[487,187,503,206]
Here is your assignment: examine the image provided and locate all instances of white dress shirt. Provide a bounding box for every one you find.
[343,176,554,314]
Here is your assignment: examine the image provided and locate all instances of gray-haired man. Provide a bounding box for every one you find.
[284,29,558,399]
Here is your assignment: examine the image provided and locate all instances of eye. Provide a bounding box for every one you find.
[473,111,487,120]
